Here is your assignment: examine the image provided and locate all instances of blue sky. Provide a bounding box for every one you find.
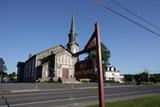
[0,0,160,74]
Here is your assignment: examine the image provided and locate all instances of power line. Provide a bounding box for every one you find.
[91,0,160,38]
[111,0,160,31]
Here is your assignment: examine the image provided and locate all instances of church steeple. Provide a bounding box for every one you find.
[67,15,79,53]
[70,15,75,33]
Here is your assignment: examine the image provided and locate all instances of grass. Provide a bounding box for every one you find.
[87,94,160,107]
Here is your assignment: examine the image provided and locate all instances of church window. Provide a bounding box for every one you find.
[45,70,48,77]
[68,57,70,64]
[24,66,26,78]
[65,55,67,64]
[63,55,65,64]
[73,36,76,42]
[56,56,58,63]
[57,69,60,76]
[28,61,31,78]
[73,47,75,53]
[70,59,72,64]
[31,61,34,77]
[76,47,79,52]
[60,56,62,64]
[59,56,61,63]
[62,55,64,64]
[67,56,69,64]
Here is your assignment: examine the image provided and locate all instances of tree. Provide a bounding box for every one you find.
[8,72,17,82]
[149,74,160,84]
[89,42,111,68]
[133,72,149,85]
[134,74,141,85]
[124,74,133,83]
[139,72,149,83]
[89,42,111,80]
[0,58,7,82]
[149,74,158,84]
[156,74,160,82]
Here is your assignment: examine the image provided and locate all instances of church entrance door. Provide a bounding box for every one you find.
[62,68,69,80]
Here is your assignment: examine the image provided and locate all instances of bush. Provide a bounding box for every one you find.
[57,77,62,83]
[80,79,90,83]
[105,80,120,84]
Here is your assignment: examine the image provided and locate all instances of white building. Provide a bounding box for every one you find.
[105,66,124,83]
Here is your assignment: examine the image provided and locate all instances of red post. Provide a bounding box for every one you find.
[95,23,105,107]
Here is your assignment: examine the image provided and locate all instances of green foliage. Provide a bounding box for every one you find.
[124,74,133,83]
[87,94,160,107]
[8,72,17,82]
[139,72,149,82]
[134,74,141,85]
[149,74,158,83]
[101,43,111,65]
[89,42,110,66]
[1,72,8,77]
[80,79,90,83]
[57,77,62,83]
[89,42,110,79]
[133,72,149,85]
[123,72,160,85]
[149,74,160,84]
[105,80,120,84]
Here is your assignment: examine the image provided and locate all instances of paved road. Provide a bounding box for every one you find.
[0,85,160,107]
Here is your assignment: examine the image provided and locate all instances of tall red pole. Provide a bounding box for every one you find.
[95,23,105,107]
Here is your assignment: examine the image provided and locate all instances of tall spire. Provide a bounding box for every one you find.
[70,15,75,33]
[67,15,79,53]
[68,15,77,43]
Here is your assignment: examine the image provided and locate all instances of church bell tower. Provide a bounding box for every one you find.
[67,15,79,53]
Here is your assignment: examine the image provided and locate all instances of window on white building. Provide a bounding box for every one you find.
[61,55,64,64]
[67,56,69,64]
[69,57,71,64]
[64,55,67,64]
[59,56,61,64]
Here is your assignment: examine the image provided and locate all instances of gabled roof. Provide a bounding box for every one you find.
[36,44,74,56]
[23,44,75,64]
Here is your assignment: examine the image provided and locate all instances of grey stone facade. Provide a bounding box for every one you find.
[17,16,79,83]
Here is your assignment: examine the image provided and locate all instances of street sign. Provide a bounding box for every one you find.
[74,23,105,107]
[75,59,95,81]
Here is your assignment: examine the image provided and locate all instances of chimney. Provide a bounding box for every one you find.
[29,53,32,58]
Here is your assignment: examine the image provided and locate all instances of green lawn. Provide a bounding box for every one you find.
[87,94,160,107]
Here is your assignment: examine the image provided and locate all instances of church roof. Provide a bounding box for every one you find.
[36,44,73,56]
[24,44,74,64]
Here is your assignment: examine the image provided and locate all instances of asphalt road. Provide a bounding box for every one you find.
[0,85,160,107]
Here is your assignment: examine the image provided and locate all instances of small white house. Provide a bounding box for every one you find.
[105,66,124,83]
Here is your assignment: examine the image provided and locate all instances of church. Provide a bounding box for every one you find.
[17,16,79,83]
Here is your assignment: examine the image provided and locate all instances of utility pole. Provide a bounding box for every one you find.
[95,23,105,107]
[73,22,105,107]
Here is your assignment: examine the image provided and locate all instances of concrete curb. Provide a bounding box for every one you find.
[0,85,148,95]
[9,85,134,93]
